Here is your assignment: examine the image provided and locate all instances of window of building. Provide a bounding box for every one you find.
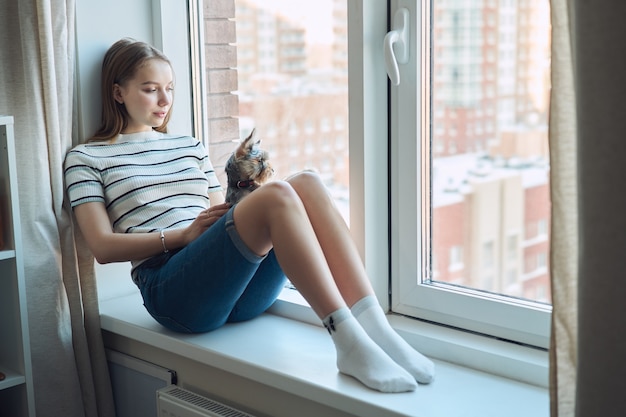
[483,241,494,269]
[508,234,518,261]
[537,218,548,237]
[449,245,464,270]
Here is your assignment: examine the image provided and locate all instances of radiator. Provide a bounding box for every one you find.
[157,385,259,417]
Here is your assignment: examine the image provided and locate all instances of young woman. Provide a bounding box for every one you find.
[64,38,434,393]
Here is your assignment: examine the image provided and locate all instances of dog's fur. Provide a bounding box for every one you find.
[224,129,274,204]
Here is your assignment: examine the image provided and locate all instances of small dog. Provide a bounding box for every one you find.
[225,129,274,204]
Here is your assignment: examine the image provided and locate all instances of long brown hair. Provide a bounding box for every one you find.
[88,38,173,143]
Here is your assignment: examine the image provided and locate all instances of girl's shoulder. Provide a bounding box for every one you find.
[65,141,112,160]
[65,142,95,159]
[64,143,99,171]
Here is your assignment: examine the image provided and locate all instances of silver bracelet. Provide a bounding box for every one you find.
[160,230,169,253]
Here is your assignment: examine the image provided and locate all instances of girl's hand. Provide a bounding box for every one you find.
[183,203,231,244]
[202,203,231,227]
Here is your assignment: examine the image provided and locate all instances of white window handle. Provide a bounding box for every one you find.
[384,7,410,86]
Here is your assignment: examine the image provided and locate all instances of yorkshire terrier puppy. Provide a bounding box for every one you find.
[225,129,274,204]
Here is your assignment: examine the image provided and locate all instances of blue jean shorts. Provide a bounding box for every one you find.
[132,206,287,333]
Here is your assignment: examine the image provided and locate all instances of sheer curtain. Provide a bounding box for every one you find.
[0,1,114,416]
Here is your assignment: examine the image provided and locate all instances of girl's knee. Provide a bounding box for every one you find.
[236,181,302,220]
[261,180,297,199]
[253,180,304,210]
[287,170,324,190]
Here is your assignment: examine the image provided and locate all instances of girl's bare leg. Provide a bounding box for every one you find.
[285,172,374,307]
[232,180,345,318]
[286,172,435,384]
[233,180,417,392]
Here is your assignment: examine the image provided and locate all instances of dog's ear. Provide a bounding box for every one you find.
[236,128,259,159]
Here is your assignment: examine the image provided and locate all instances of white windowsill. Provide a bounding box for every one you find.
[97,266,549,417]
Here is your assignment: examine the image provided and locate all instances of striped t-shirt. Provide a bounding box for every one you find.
[64,131,222,265]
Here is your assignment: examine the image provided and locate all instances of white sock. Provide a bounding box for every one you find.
[322,307,417,393]
[351,296,435,384]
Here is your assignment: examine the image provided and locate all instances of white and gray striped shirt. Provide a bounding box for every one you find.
[64,131,222,242]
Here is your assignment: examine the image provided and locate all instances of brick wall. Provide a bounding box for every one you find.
[203,0,239,185]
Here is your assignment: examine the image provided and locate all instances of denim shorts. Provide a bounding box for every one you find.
[132,206,287,333]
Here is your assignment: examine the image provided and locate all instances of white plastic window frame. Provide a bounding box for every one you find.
[155,0,550,350]
[388,0,551,349]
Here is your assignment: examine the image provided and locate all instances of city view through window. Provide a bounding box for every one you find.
[430,0,552,304]
[230,0,552,305]
[233,0,350,222]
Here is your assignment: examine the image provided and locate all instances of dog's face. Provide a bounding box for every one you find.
[224,129,273,204]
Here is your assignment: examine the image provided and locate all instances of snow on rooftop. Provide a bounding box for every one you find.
[432,152,550,207]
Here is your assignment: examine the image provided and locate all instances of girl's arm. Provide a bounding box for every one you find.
[73,194,230,264]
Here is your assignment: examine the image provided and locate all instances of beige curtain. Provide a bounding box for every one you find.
[0,1,114,416]
[551,1,626,415]
[549,0,578,415]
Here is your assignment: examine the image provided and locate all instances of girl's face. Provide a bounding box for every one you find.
[114,58,174,133]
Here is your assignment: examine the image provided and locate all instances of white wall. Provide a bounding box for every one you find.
[75,0,193,141]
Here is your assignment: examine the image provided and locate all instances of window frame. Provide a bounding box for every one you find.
[346,0,392,308]
[176,0,549,355]
[388,0,551,349]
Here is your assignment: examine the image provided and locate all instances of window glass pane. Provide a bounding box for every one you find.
[233,0,350,222]
[430,0,551,304]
